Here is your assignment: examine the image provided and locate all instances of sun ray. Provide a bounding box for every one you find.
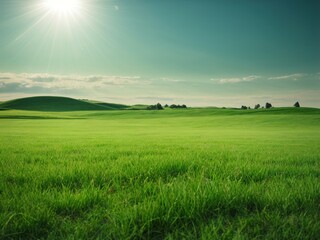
[14,11,52,41]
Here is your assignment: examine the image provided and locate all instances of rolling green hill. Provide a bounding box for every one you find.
[0,96,117,111]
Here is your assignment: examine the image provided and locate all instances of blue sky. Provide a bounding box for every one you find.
[0,0,319,107]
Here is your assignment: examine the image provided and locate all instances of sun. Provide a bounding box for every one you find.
[43,0,82,15]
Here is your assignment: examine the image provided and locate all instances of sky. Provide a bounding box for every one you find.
[0,0,319,107]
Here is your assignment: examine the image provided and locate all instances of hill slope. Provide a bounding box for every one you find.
[0,96,115,111]
[83,100,129,110]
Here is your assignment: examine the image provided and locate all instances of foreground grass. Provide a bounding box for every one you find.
[0,108,319,239]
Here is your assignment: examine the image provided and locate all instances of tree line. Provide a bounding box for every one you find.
[241,101,300,110]
[147,103,187,110]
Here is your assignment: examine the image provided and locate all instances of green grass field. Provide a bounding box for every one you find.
[0,106,320,239]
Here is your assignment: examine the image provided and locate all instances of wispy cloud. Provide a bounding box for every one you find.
[211,73,309,84]
[0,72,150,91]
[268,73,305,81]
[159,77,186,83]
[211,75,260,84]
[136,96,175,101]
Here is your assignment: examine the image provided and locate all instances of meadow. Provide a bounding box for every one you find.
[0,107,319,239]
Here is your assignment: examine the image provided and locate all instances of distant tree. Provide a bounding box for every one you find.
[241,105,248,110]
[147,105,156,110]
[147,103,164,110]
[164,104,169,108]
[169,104,187,109]
[294,101,300,107]
[254,104,260,109]
[170,104,177,109]
[156,103,164,110]
[248,106,251,109]
[265,102,272,109]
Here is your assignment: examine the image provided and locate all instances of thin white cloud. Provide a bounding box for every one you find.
[0,72,149,90]
[242,76,260,81]
[159,77,186,83]
[211,75,260,84]
[268,73,305,81]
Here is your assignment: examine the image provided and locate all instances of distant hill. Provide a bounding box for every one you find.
[0,96,118,111]
[82,100,129,110]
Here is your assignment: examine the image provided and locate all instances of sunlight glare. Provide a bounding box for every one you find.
[43,0,82,15]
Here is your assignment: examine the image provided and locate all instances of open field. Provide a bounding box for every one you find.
[0,107,320,239]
